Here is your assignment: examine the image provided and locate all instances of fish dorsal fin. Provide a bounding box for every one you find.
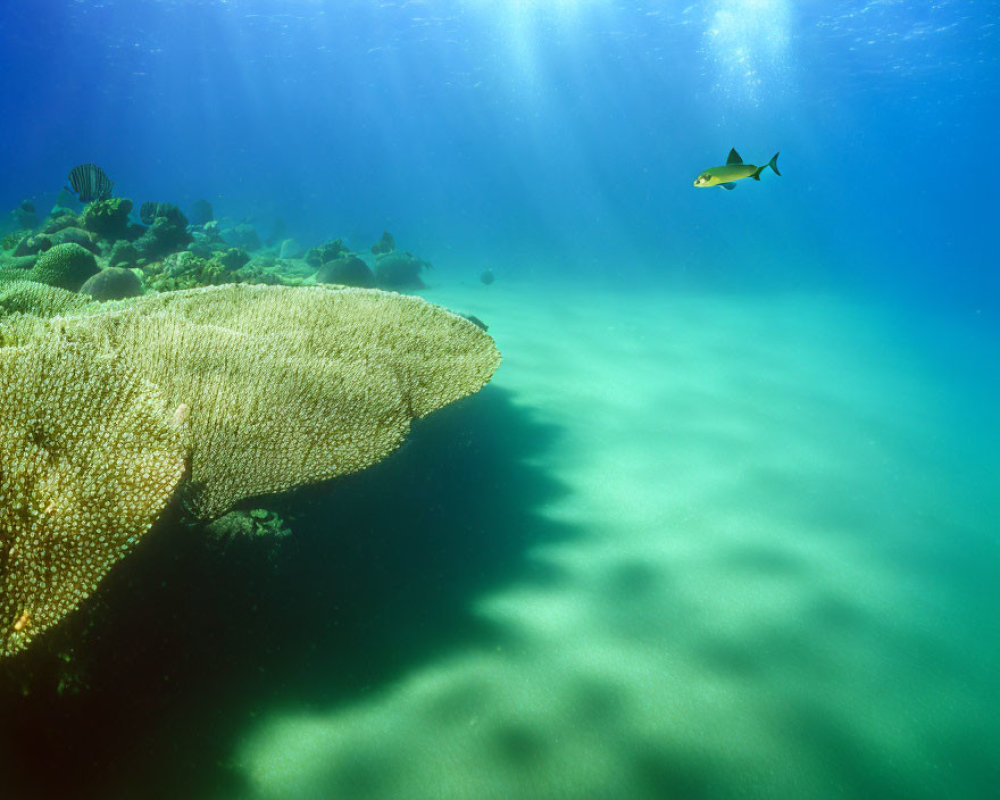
[726,149,743,165]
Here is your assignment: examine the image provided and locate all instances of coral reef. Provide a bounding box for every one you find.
[223,223,261,251]
[0,256,38,276]
[13,234,52,257]
[279,238,303,259]
[371,231,395,255]
[186,220,226,259]
[0,284,501,661]
[31,243,100,291]
[305,239,348,268]
[109,240,140,268]
[133,204,192,262]
[48,226,100,254]
[65,284,502,519]
[205,508,293,558]
[0,281,93,319]
[82,197,133,241]
[0,335,188,659]
[374,251,431,289]
[315,255,375,288]
[215,248,250,272]
[144,250,251,291]
[1,232,24,251]
[140,202,175,226]
[40,209,80,235]
[145,203,189,230]
[79,267,143,301]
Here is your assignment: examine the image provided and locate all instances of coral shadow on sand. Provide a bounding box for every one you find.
[0,386,572,799]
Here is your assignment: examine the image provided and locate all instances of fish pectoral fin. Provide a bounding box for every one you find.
[720,182,737,190]
[726,149,743,165]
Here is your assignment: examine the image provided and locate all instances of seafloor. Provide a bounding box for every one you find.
[2,268,997,799]
[233,276,993,800]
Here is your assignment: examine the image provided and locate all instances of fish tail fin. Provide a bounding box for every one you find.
[751,152,781,180]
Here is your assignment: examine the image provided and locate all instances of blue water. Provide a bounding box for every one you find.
[1,2,998,798]
[3,1,997,303]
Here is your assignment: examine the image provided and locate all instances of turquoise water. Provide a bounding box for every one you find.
[1,2,998,798]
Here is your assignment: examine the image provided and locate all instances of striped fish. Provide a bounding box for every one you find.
[67,163,114,202]
[140,201,161,225]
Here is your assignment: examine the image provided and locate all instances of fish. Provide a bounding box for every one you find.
[693,149,780,190]
[140,201,162,225]
[67,163,115,202]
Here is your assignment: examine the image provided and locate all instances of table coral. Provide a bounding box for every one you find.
[0,284,501,660]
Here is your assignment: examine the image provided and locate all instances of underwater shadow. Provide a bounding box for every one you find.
[0,385,572,799]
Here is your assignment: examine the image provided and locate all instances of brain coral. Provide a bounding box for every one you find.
[374,251,429,289]
[31,242,100,292]
[79,267,143,301]
[315,255,375,288]
[0,335,188,660]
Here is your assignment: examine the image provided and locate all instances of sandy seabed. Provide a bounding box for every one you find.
[229,275,998,800]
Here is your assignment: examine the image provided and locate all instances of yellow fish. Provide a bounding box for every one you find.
[693,148,780,190]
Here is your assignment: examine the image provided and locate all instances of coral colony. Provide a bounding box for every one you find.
[0,166,501,662]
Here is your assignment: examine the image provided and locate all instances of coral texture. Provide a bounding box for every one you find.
[0,336,188,659]
[79,267,143,301]
[374,251,430,289]
[65,284,501,518]
[0,280,94,320]
[31,243,100,292]
[315,255,375,288]
[81,197,133,241]
[0,284,500,659]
